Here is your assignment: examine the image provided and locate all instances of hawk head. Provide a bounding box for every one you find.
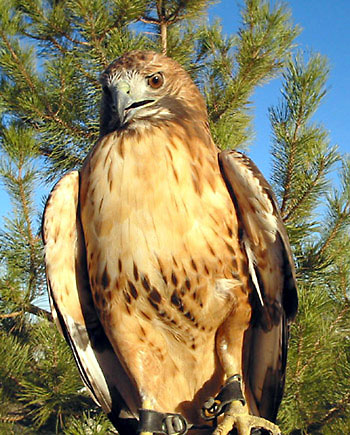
[99,51,207,137]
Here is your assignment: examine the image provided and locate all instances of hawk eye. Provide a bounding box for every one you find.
[147,73,164,89]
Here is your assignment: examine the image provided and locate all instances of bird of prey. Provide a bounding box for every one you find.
[42,50,297,435]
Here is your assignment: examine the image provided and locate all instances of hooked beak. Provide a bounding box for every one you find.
[112,83,155,128]
[113,89,131,128]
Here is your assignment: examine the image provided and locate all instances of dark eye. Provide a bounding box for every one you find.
[147,73,164,89]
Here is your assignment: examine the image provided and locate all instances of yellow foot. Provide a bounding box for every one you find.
[213,401,281,435]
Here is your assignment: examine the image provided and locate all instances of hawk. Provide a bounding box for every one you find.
[42,51,297,435]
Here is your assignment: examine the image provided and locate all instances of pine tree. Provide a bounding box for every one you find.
[0,0,348,433]
[270,54,350,434]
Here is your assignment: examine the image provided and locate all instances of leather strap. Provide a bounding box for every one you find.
[201,374,246,420]
[138,409,190,434]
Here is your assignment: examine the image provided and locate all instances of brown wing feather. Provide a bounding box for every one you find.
[42,171,139,432]
[218,150,298,420]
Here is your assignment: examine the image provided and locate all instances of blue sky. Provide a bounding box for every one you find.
[0,0,349,225]
[209,0,350,174]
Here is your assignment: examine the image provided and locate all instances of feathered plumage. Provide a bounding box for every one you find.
[43,51,297,435]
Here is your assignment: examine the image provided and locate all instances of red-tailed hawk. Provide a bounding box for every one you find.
[42,51,297,435]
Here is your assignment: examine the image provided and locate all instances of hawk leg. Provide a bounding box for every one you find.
[211,288,281,435]
[203,377,280,435]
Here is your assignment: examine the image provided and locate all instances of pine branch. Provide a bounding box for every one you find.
[152,0,168,55]
[0,29,38,95]
[295,304,350,383]
[27,304,53,322]
[139,15,160,25]
[19,0,89,47]
[271,54,333,235]
[0,29,93,141]
[140,0,168,54]
[41,31,90,48]
[17,169,38,298]
[0,311,23,319]
[140,0,212,55]
[0,305,52,322]
[283,159,325,221]
[77,2,109,67]
[340,269,350,303]
[20,30,100,89]
[0,414,26,423]
[280,116,302,215]
[317,214,346,259]
[278,63,317,215]
[290,392,350,434]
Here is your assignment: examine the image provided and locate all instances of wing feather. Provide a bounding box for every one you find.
[42,171,139,431]
[219,150,298,421]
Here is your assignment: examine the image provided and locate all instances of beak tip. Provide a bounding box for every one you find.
[114,90,133,128]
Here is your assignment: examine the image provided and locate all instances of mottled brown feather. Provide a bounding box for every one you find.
[43,50,297,432]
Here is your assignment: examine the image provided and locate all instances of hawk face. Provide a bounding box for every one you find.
[99,50,207,136]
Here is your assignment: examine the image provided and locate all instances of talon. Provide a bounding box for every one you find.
[213,400,281,435]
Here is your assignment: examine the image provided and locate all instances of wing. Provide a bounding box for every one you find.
[42,171,139,433]
[218,150,298,421]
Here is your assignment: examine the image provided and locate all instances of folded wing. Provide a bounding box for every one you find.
[42,171,139,432]
[219,150,298,421]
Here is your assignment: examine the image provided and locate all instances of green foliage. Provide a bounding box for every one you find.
[0,122,46,338]
[0,319,93,433]
[0,0,349,433]
[270,54,339,239]
[0,330,30,421]
[18,321,93,431]
[64,411,117,435]
[269,52,350,433]
[197,0,300,148]
[279,284,350,434]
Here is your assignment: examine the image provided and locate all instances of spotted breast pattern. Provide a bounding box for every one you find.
[79,123,252,419]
